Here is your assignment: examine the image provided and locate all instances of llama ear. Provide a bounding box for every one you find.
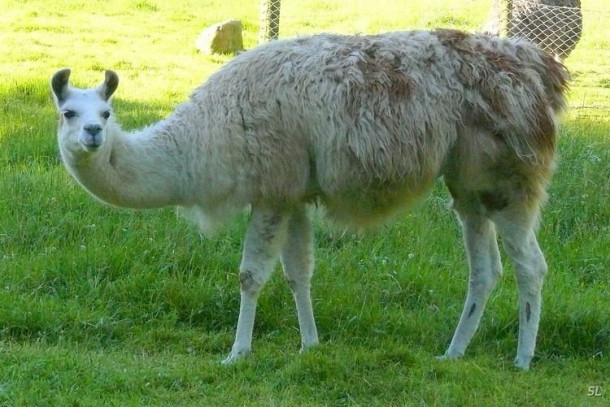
[98,70,119,101]
[51,68,71,105]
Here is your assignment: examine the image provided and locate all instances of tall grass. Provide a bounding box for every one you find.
[0,0,608,405]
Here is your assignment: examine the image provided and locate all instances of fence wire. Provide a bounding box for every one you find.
[258,0,282,43]
[258,1,584,61]
[487,0,583,60]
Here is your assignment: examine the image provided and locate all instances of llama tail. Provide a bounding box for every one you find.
[521,43,571,115]
[443,30,571,163]
[499,40,570,163]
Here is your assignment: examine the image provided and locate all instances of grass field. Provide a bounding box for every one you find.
[0,0,608,405]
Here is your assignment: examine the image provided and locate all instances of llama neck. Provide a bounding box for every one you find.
[60,120,187,209]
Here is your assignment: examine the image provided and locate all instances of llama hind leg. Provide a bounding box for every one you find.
[222,209,288,364]
[280,206,319,352]
[492,210,548,371]
[443,208,503,360]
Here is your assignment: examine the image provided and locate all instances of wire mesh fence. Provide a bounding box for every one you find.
[257,1,585,59]
[486,0,583,60]
[258,0,281,43]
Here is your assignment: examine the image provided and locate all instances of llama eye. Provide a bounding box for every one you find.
[102,111,111,120]
[63,110,77,119]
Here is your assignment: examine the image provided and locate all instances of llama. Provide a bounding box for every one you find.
[51,29,569,370]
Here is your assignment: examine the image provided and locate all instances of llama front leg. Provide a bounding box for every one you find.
[222,209,288,364]
[494,216,547,371]
[280,207,319,352]
[443,213,503,360]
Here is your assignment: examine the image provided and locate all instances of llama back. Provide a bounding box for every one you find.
[186,30,568,228]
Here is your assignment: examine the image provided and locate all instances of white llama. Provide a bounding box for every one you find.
[51,29,569,370]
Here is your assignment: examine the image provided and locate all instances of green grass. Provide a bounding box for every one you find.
[1,0,609,405]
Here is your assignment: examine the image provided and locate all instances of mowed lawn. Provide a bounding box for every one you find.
[0,0,608,405]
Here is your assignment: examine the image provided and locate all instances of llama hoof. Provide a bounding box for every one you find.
[221,349,250,365]
[299,340,319,354]
[299,344,318,355]
[514,356,532,371]
[437,350,463,361]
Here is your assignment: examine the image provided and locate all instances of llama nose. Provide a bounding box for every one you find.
[84,124,103,136]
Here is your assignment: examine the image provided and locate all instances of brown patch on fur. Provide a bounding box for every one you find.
[336,42,416,155]
[532,97,557,154]
[346,42,413,117]
[260,212,283,241]
[240,269,255,291]
[387,70,412,100]
[480,48,522,75]
[481,76,509,112]
[432,28,470,47]
[539,53,571,112]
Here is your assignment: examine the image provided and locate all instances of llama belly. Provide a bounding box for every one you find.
[310,137,445,228]
[319,173,438,229]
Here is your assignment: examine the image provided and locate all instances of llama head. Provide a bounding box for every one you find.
[51,69,119,153]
